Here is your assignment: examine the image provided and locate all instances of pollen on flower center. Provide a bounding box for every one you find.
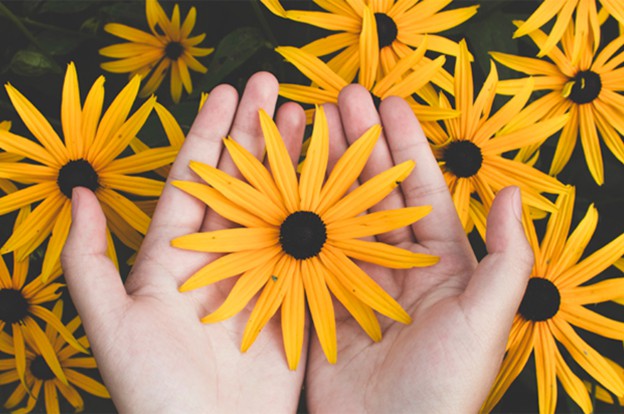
[518,277,561,322]
[57,159,100,199]
[279,211,327,260]
[165,41,184,60]
[30,355,56,381]
[568,70,602,104]
[374,13,398,49]
[0,288,29,324]
[443,140,483,178]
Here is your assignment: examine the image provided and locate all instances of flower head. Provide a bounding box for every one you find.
[100,0,214,103]
[493,23,624,185]
[172,107,438,369]
[262,0,477,84]
[0,300,110,413]
[482,188,624,414]
[0,63,177,280]
[422,40,568,231]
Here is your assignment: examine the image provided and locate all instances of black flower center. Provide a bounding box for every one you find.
[30,355,56,381]
[519,277,561,322]
[279,211,327,260]
[165,42,184,60]
[443,140,483,178]
[374,13,398,48]
[57,159,99,199]
[568,70,602,104]
[0,288,29,324]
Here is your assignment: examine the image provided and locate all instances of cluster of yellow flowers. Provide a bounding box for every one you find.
[0,0,622,412]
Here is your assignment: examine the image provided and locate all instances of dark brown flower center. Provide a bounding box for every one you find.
[57,159,99,198]
[443,140,483,178]
[374,13,398,48]
[0,288,29,324]
[30,355,56,380]
[568,70,602,104]
[519,277,561,322]
[280,211,327,260]
[165,42,184,60]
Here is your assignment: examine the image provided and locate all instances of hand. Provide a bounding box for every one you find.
[303,85,534,413]
[61,72,307,413]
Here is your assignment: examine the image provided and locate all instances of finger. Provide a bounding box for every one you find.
[337,85,412,245]
[203,72,279,231]
[275,101,306,167]
[323,103,350,173]
[461,187,533,344]
[379,96,468,246]
[128,84,238,290]
[61,187,129,334]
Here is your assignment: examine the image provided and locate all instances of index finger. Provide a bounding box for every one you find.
[379,96,468,246]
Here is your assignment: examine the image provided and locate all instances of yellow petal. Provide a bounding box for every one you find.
[323,160,414,224]
[179,246,281,292]
[24,318,67,385]
[278,84,338,104]
[285,10,361,32]
[317,124,381,215]
[535,323,557,414]
[104,147,178,175]
[80,76,105,148]
[329,238,438,268]
[276,46,348,94]
[172,227,278,253]
[560,303,624,340]
[61,63,83,159]
[64,369,110,398]
[40,199,71,282]
[96,188,150,234]
[172,180,269,228]
[320,246,411,324]
[327,206,431,239]
[258,109,300,212]
[554,344,593,414]
[281,261,305,370]
[302,259,337,364]
[358,6,379,90]
[299,106,329,211]
[104,23,161,47]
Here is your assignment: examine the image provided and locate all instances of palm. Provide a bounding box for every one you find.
[62,73,308,413]
[305,87,532,413]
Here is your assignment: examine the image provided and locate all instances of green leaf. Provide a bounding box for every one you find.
[9,49,57,76]
[35,30,84,56]
[193,27,269,96]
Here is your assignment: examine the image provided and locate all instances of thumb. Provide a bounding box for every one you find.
[461,186,534,340]
[61,187,129,331]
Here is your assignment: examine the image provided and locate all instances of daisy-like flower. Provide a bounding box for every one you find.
[492,23,624,185]
[100,0,213,103]
[421,40,568,231]
[0,300,110,413]
[276,41,457,124]
[0,63,177,280]
[261,0,477,85]
[172,107,438,370]
[482,188,624,414]
[1,207,87,389]
[514,0,624,62]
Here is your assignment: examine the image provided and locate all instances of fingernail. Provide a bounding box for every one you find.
[71,187,80,216]
[511,186,522,221]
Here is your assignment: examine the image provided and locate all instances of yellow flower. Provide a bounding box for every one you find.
[482,188,624,414]
[261,0,477,85]
[0,63,177,280]
[172,107,438,370]
[0,300,110,413]
[493,24,624,185]
[421,40,568,231]
[514,0,624,61]
[100,0,214,103]
[276,41,457,124]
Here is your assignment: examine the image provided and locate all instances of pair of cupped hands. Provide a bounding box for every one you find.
[61,72,533,413]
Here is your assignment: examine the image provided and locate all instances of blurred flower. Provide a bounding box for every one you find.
[100,0,213,103]
[261,0,477,85]
[514,0,624,61]
[172,107,437,370]
[276,40,457,123]
[0,300,110,413]
[482,188,624,414]
[493,24,624,185]
[0,63,177,280]
[422,40,568,231]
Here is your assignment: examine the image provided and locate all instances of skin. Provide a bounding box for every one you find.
[61,72,534,413]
